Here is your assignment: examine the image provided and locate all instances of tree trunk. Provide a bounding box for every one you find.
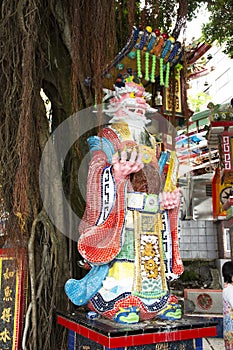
[0,0,189,348]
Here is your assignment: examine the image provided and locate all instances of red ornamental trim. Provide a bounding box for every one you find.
[57,314,217,347]
[222,134,233,171]
[0,248,27,350]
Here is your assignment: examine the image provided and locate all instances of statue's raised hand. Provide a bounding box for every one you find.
[112,148,144,183]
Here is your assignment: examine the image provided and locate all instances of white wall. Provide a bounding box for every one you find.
[188,44,233,109]
[179,220,218,259]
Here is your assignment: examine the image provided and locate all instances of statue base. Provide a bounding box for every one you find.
[57,310,217,350]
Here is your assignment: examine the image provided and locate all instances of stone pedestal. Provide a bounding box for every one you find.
[57,311,217,350]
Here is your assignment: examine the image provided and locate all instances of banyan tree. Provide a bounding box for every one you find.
[0,1,204,349]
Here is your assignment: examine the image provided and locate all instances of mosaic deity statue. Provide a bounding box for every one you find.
[65,77,184,323]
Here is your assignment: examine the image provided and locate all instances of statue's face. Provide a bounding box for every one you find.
[113,82,148,119]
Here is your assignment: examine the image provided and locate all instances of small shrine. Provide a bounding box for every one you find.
[207,103,233,251]
[206,103,233,219]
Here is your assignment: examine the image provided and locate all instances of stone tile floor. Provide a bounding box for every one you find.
[203,337,225,349]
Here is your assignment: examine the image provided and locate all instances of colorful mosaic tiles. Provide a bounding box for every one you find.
[66,81,184,323]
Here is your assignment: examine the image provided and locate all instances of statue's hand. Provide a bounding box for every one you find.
[112,148,144,182]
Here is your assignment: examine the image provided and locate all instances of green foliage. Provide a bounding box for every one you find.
[202,0,233,58]
[188,92,212,113]
[115,0,206,45]
[186,1,206,21]
[180,270,199,282]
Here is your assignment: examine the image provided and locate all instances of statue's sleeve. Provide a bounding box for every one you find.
[78,139,127,265]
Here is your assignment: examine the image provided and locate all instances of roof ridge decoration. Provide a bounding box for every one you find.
[100,26,183,90]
